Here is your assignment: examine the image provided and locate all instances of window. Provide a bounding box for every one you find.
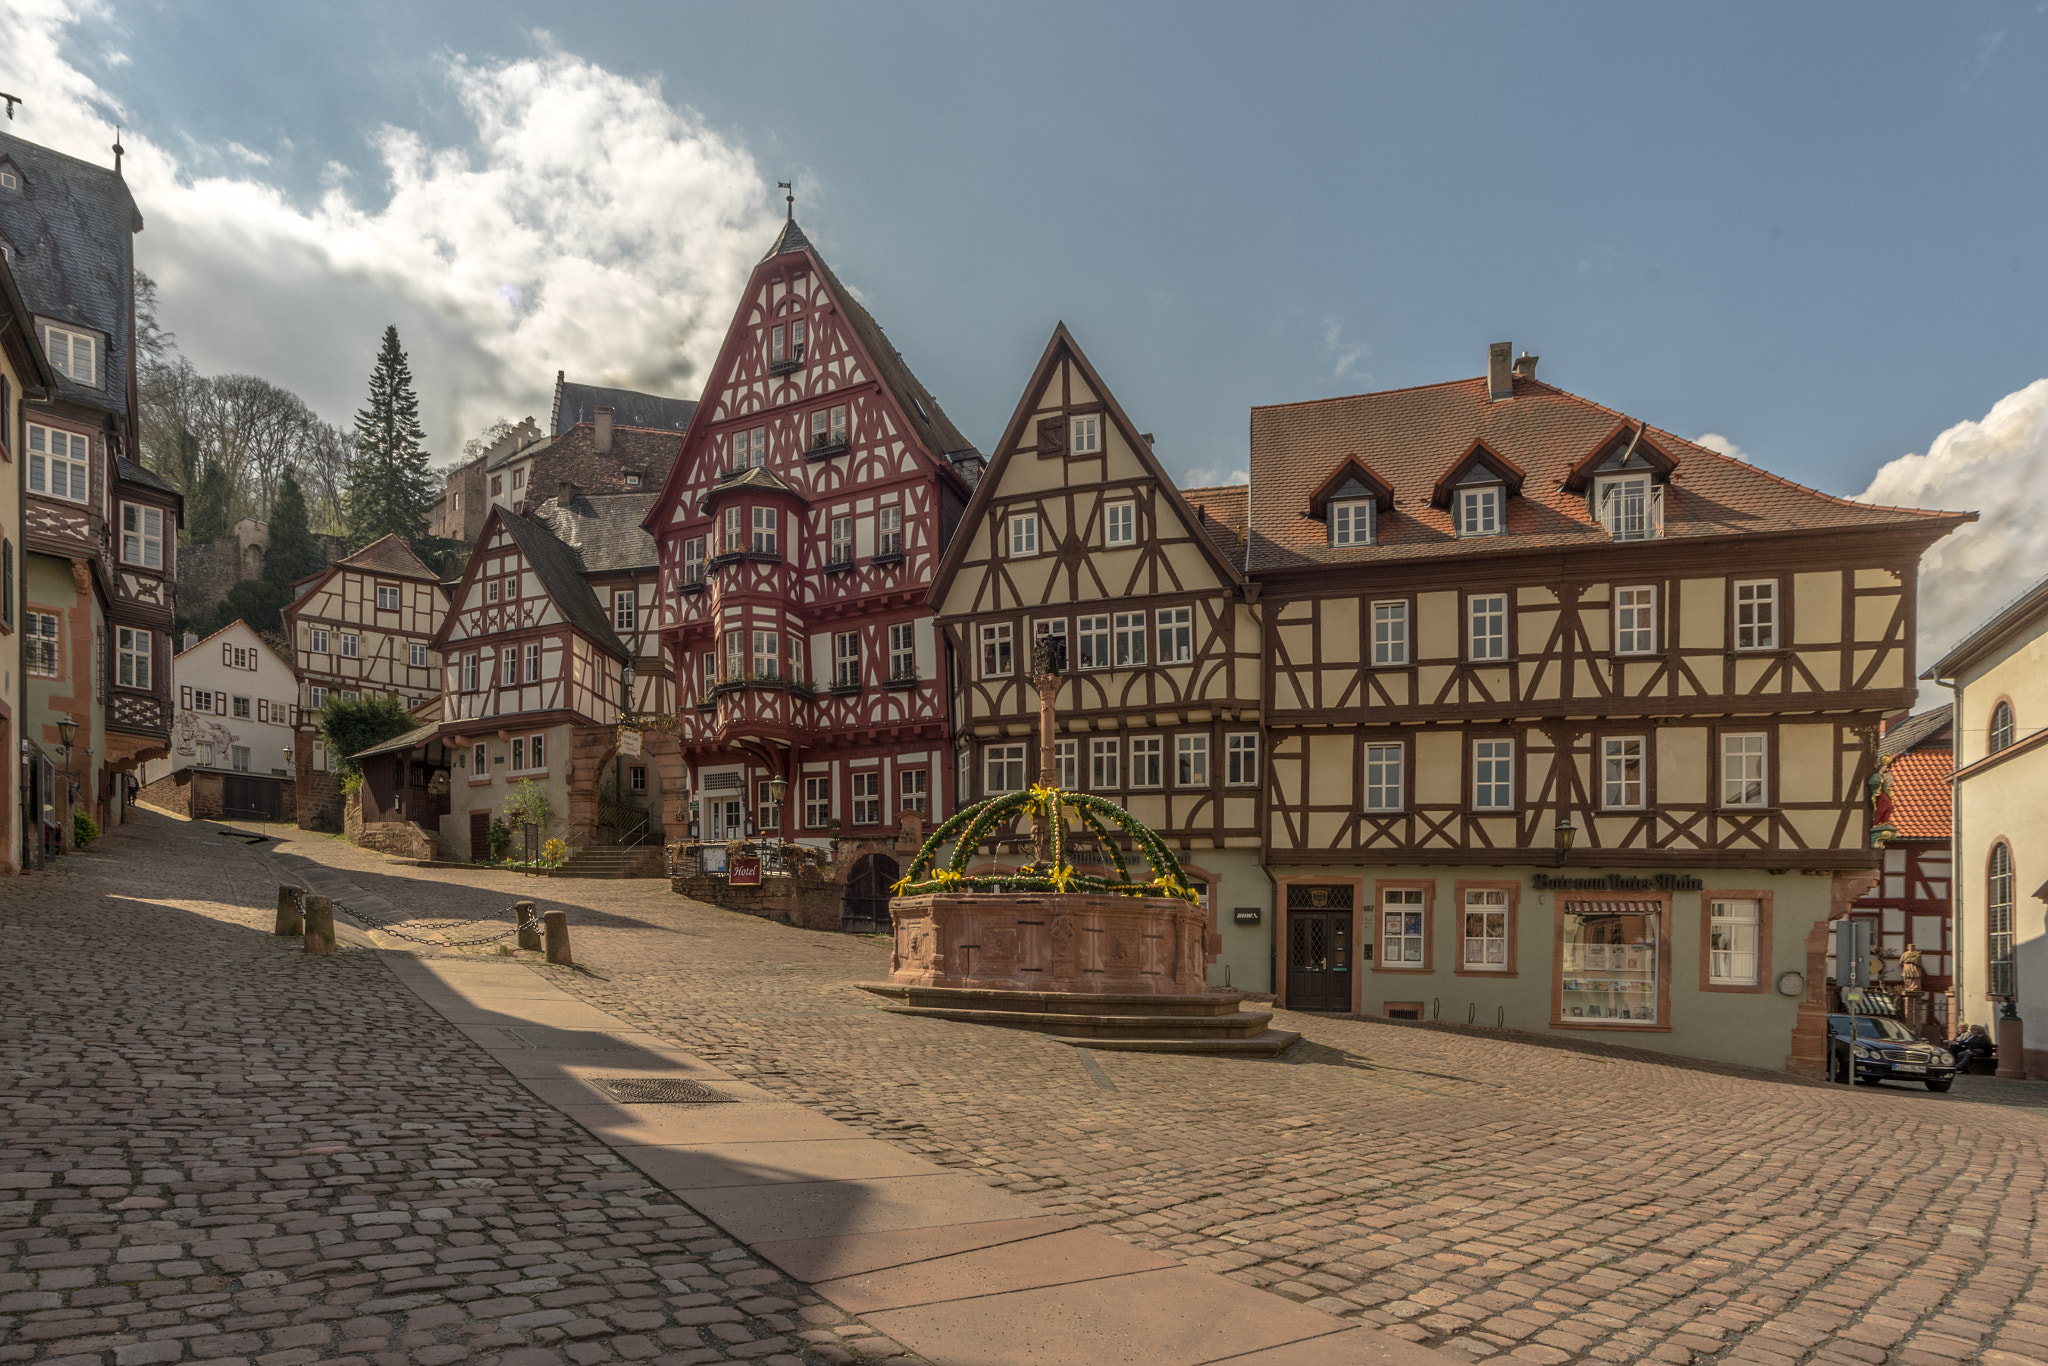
[1462,889,1510,971]
[900,768,928,815]
[121,505,164,569]
[1054,739,1079,791]
[834,631,861,688]
[220,745,244,773]
[1595,474,1661,541]
[309,686,328,711]
[407,641,427,669]
[0,171,13,190]
[1560,901,1661,1024]
[491,475,504,497]
[1078,614,1110,669]
[1468,594,1507,661]
[879,505,902,556]
[529,734,546,770]
[804,776,832,828]
[472,742,488,777]
[231,695,251,720]
[1105,501,1135,546]
[985,743,1026,794]
[1371,601,1409,667]
[724,631,745,682]
[1458,485,1501,537]
[630,765,647,792]
[313,741,329,773]
[1130,736,1163,788]
[852,771,880,825]
[2,539,12,631]
[26,612,58,677]
[1173,734,1209,787]
[1365,743,1404,812]
[888,623,916,680]
[752,630,780,678]
[524,642,541,683]
[1382,888,1426,966]
[624,471,642,488]
[809,404,849,451]
[1708,899,1760,986]
[1614,586,1657,655]
[111,628,151,690]
[745,426,766,467]
[1990,701,2015,755]
[1157,607,1192,664]
[1330,499,1374,547]
[791,318,807,361]
[499,646,518,688]
[722,506,743,553]
[510,736,525,772]
[486,579,500,604]
[310,627,330,655]
[375,584,400,611]
[829,516,853,564]
[1008,514,1038,557]
[771,323,787,364]
[1070,414,1102,455]
[1734,580,1777,650]
[1472,739,1514,810]
[43,325,96,385]
[1721,733,1768,807]
[1089,738,1120,789]
[28,424,88,502]
[1114,612,1148,667]
[1602,737,1645,809]
[461,653,479,691]
[613,590,637,632]
[683,537,705,583]
[979,622,1013,678]
[1226,733,1259,787]
[752,506,778,555]
[340,634,359,659]
[1989,843,2015,999]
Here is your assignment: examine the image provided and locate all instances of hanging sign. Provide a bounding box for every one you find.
[728,856,762,886]
[619,729,643,759]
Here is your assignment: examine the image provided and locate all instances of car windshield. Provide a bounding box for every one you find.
[1837,1015,1919,1042]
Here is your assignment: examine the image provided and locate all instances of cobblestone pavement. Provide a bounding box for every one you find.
[253,822,2048,1366]
[0,814,926,1366]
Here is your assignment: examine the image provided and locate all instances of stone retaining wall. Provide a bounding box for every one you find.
[357,820,437,861]
[671,874,845,933]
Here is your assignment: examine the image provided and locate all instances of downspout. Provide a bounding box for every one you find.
[1931,673,1963,1024]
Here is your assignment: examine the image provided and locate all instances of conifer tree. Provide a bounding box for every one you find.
[344,326,435,549]
[263,470,324,591]
[188,459,232,543]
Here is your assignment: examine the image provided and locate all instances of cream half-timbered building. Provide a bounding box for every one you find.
[929,325,1266,985]
[645,217,979,857]
[1245,343,1969,1073]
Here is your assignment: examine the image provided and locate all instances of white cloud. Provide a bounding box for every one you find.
[1322,316,1367,380]
[1181,463,1248,489]
[1855,378,2048,690]
[1693,432,1750,462]
[4,1,782,459]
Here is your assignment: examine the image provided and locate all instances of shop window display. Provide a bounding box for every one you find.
[1559,900,1660,1023]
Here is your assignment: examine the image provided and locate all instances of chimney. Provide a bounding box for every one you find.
[1487,342,1513,401]
[594,406,613,453]
[181,631,197,652]
[1512,352,1538,381]
[556,480,581,506]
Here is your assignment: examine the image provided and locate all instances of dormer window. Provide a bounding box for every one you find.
[624,471,642,488]
[1594,473,1663,541]
[42,325,97,387]
[1329,499,1374,547]
[1458,485,1502,537]
[0,169,17,191]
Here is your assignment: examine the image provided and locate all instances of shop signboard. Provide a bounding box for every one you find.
[729,856,762,887]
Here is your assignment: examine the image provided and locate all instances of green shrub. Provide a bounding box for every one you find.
[504,779,553,834]
[488,817,511,860]
[72,811,99,846]
[317,693,420,777]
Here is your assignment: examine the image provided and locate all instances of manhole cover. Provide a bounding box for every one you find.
[504,1028,638,1051]
[590,1078,736,1104]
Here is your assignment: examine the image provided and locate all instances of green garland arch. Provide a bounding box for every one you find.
[889,785,1198,902]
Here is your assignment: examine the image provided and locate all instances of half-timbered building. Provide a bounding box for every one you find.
[929,325,1267,986]
[1247,342,1969,1072]
[645,216,980,854]
[1848,705,1953,1037]
[0,251,58,871]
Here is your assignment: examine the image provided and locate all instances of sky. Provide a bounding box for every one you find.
[4,0,2048,682]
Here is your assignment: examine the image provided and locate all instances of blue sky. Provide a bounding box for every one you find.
[10,0,2048,660]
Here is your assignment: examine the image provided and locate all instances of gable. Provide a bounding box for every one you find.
[1429,440,1526,508]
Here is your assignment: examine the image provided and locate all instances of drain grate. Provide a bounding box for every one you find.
[504,1028,639,1051]
[590,1077,737,1105]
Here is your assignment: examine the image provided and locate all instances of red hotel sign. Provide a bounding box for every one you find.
[728,856,762,887]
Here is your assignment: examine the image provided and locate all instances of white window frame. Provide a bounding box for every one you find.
[1457,485,1501,537]
[121,504,164,569]
[524,641,541,684]
[1225,733,1259,787]
[500,646,518,688]
[887,622,916,681]
[851,770,881,826]
[683,537,705,582]
[1462,889,1511,971]
[1008,513,1039,558]
[231,696,251,721]
[752,506,778,555]
[879,505,902,556]
[376,584,400,611]
[1054,739,1079,791]
[1089,737,1120,790]
[1371,600,1408,667]
[471,742,488,777]
[752,630,780,679]
[1157,606,1193,664]
[461,653,479,692]
[1472,739,1515,811]
[309,686,329,711]
[1381,887,1426,966]
[979,622,1013,679]
[834,631,862,688]
[828,515,854,565]
[1734,580,1778,651]
[1330,499,1374,547]
[1129,736,1163,789]
[1105,501,1135,547]
[1614,586,1657,656]
[722,506,743,553]
[1602,736,1646,810]
[613,589,637,632]
[340,634,360,660]
[985,743,1027,795]
[1708,899,1761,986]
[803,776,832,828]
[1070,414,1102,455]
[1467,594,1508,662]
[117,626,151,689]
[1113,611,1148,668]
[899,768,928,815]
[230,745,252,773]
[310,627,331,655]
[1721,733,1769,808]
[25,611,58,678]
[1365,742,1405,812]
[1078,614,1110,670]
[1175,734,1209,787]
[410,641,429,668]
[27,423,89,503]
[1595,473,1663,541]
[42,324,96,386]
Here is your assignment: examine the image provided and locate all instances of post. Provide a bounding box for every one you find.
[1997,1001,2026,1080]
[516,900,542,952]
[543,908,573,966]
[303,895,336,955]
[274,885,304,937]
[1029,635,1067,867]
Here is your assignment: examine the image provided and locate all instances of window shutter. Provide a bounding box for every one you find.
[1650,484,1665,538]
[222,643,232,666]
[181,686,192,710]
[216,691,227,713]
[289,704,299,727]
[258,700,268,722]
[2,538,12,630]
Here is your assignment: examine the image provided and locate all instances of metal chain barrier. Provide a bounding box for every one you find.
[286,885,520,949]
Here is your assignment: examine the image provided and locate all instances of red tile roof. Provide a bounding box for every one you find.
[1885,748,1952,840]
[1247,374,1971,571]
[1182,484,1248,564]
[337,534,440,580]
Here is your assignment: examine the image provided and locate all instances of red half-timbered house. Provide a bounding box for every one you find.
[645,217,981,845]
[1850,705,1954,1035]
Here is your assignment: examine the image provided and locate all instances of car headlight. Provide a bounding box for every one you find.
[1935,1051,1955,1067]
[1852,1043,1877,1060]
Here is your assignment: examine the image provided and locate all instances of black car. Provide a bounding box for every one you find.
[1826,1014,1958,1091]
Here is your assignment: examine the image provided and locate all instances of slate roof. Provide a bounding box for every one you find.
[116,456,179,499]
[337,534,441,581]
[550,378,698,438]
[496,510,629,660]
[353,721,443,761]
[1183,484,1249,565]
[1246,373,1972,571]
[1886,749,1953,841]
[703,464,801,506]
[532,493,659,573]
[1880,705,1952,759]
[499,421,683,481]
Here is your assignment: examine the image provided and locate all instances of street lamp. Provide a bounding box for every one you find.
[56,716,78,841]
[768,775,788,838]
[1553,816,1576,868]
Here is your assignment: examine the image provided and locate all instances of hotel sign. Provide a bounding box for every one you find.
[1533,872,1704,892]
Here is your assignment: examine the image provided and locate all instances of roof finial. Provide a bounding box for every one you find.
[0,94,21,121]
[777,180,793,221]
[112,128,123,175]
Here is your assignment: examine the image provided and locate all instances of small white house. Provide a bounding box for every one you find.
[140,621,301,786]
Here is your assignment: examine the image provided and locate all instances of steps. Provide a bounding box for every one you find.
[551,845,664,879]
[857,982,1301,1056]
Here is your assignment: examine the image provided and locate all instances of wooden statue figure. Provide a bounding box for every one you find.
[1900,942,1924,994]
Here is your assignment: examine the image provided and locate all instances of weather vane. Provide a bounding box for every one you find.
[777,180,793,220]
[1,94,21,121]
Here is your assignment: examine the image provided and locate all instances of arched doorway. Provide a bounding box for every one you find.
[844,854,899,933]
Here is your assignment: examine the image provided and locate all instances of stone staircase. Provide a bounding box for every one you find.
[551,844,664,879]
[859,983,1300,1055]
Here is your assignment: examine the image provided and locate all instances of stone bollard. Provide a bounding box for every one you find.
[1997,1014,2027,1080]
[303,895,336,955]
[543,908,573,967]
[515,900,542,953]
[275,885,304,937]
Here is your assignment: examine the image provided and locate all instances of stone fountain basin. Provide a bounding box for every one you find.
[880,891,1217,995]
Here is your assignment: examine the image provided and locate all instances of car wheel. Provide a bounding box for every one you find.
[1831,1052,1849,1084]
[1925,1077,1953,1093]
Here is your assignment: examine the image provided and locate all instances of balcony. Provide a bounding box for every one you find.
[709,671,815,701]
[769,345,807,377]
[803,436,850,463]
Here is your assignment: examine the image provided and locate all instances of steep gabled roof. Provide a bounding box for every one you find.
[176,617,293,670]
[1248,371,1974,572]
[1880,705,1953,759]
[337,534,441,581]
[532,492,659,573]
[701,463,803,512]
[1885,749,1953,840]
[1429,439,1526,508]
[1184,484,1249,564]
[493,509,629,660]
[930,324,1247,604]
[1307,459,1396,516]
[0,255,57,392]
[1560,420,1677,493]
[551,375,697,437]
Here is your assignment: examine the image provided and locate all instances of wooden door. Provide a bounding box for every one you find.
[843,854,899,932]
[1286,911,1352,1011]
[469,809,492,861]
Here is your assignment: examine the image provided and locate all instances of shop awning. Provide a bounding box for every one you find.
[1562,900,1662,918]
